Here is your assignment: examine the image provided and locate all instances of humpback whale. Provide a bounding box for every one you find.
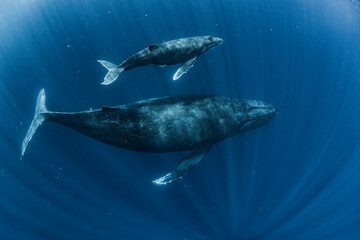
[98,36,223,85]
[21,89,277,185]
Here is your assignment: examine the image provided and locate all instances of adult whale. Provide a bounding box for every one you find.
[98,36,223,85]
[21,89,277,185]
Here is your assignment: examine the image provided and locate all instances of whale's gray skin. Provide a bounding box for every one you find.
[98,36,223,85]
[21,89,277,185]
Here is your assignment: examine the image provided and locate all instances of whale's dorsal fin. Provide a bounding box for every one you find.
[152,146,212,185]
[173,56,198,80]
[148,44,160,51]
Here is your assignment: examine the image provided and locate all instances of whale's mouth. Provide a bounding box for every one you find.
[240,107,278,131]
[207,37,223,49]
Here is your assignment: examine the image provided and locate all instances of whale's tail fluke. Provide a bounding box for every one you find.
[97,60,124,85]
[21,89,48,159]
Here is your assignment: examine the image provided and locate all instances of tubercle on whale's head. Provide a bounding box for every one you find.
[203,36,223,51]
[234,100,278,132]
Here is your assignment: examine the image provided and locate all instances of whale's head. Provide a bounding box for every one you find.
[202,36,223,51]
[236,100,278,132]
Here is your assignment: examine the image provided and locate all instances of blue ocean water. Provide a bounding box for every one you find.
[1,0,360,239]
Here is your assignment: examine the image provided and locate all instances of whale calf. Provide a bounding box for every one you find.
[98,36,223,85]
[21,89,277,185]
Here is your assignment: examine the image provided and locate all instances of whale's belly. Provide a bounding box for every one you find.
[123,39,203,69]
[145,42,201,66]
[53,97,238,153]
[151,46,197,65]
[153,40,202,65]
[126,99,236,152]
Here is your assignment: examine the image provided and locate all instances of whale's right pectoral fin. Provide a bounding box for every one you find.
[152,146,211,185]
[173,56,198,80]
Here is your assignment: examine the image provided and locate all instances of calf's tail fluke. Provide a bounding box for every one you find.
[21,89,48,159]
[97,60,124,85]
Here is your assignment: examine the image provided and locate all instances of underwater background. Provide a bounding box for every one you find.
[1,0,360,239]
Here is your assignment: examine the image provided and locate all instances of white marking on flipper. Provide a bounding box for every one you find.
[152,146,211,185]
[172,56,198,80]
[153,173,175,185]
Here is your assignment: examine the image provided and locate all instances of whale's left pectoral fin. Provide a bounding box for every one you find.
[152,146,211,185]
[173,56,198,80]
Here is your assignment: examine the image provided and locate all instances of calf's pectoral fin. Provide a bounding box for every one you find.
[152,146,211,185]
[172,56,198,80]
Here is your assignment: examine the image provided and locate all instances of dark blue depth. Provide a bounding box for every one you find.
[1,0,360,239]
